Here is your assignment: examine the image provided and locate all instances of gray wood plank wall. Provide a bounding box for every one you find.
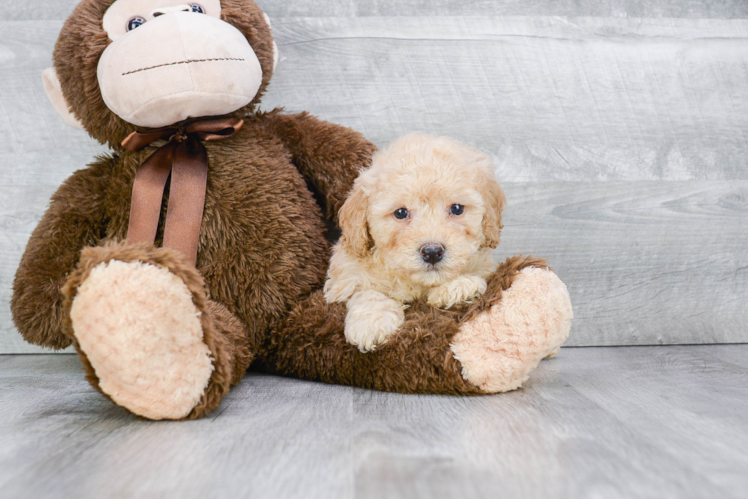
[0,1,746,352]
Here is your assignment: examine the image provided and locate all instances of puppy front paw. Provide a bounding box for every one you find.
[428,275,487,309]
[345,290,405,353]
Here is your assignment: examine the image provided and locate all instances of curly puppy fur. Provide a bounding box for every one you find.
[324,133,506,352]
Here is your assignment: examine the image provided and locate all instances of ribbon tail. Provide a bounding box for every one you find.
[127,144,175,246]
[162,137,209,266]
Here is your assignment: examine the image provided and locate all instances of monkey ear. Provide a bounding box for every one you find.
[480,176,506,249]
[42,68,83,130]
[262,13,280,72]
[339,183,373,258]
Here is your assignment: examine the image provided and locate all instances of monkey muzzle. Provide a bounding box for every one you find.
[97,12,263,128]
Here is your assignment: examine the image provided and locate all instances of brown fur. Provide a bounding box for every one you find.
[12,0,557,420]
[260,255,548,395]
[12,110,374,355]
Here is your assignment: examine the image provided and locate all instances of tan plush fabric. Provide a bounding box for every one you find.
[45,0,278,147]
[262,13,279,71]
[70,260,214,420]
[98,12,263,127]
[41,68,83,129]
[450,267,573,393]
[102,0,223,40]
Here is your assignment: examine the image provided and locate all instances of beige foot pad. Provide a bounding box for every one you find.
[70,260,214,420]
[450,267,573,393]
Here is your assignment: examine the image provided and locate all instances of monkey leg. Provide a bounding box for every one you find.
[260,256,572,395]
[61,242,253,420]
[449,257,573,393]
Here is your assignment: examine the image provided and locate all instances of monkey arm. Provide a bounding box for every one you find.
[261,256,572,395]
[266,111,376,225]
[11,163,109,350]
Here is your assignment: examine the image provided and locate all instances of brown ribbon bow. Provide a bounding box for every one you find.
[121,117,244,266]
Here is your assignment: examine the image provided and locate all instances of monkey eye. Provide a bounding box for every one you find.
[126,16,146,31]
[394,208,409,220]
[189,3,205,13]
[450,204,465,216]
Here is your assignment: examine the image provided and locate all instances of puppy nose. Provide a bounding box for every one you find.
[420,243,445,264]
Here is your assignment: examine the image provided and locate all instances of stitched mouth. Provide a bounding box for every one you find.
[123,57,246,76]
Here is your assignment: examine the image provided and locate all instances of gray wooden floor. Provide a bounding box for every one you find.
[1,345,747,498]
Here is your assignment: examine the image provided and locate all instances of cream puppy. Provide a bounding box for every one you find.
[324,133,506,352]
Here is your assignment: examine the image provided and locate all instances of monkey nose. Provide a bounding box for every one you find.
[151,5,192,17]
[420,243,445,265]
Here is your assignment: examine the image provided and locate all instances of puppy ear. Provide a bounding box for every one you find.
[480,176,506,249]
[339,184,373,258]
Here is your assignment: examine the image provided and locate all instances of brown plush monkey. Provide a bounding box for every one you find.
[13,0,573,420]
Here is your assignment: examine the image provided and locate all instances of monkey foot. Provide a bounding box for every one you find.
[63,243,230,420]
[450,267,573,393]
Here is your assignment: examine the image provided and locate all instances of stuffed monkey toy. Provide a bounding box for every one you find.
[12,0,573,420]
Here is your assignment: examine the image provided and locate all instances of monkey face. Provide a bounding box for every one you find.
[98,1,264,128]
[46,0,278,145]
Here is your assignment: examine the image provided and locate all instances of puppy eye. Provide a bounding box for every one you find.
[450,204,465,216]
[394,208,409,220]
[126,16,146,31]
[189,3,205,13]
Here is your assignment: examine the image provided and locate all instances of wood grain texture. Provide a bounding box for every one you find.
[255,0,748,19]
[0,355,355,498]
[1,12,748,351]
[1,345,747,497]
[4,0,748,20]
[264,16,748,181]
[352,346,748,497]
[498,181,748,346]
